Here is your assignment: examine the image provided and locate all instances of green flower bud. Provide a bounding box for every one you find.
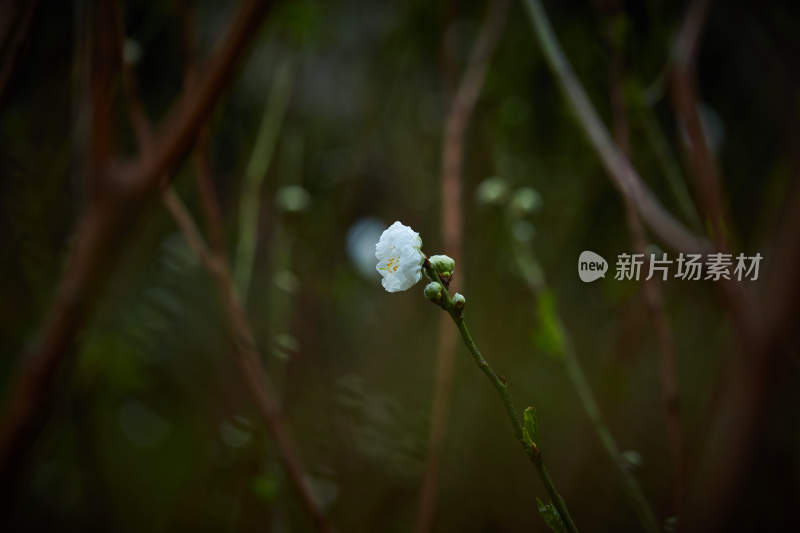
[476,176,508,206]
[275,185,311,213]
[428,254,455,279]
[452,292,466,312]
[424,281,444,303]
[509,187,542,217]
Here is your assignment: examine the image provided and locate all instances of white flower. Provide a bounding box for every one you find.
[375,221,424,292]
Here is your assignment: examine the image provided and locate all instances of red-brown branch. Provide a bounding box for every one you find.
[120,0,268,199]
[0,0,270,498]
[666,2,775,531]
[117,5,331,528]
[603,8,685,513]
[161,190,332,532]
[524,0,711,255]
[417,1,509,532]
[669,0,727,245]
[177,0,227,254]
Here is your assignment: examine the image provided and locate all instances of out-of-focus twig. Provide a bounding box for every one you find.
[417,1,509,531]
[603,8,684,515]
[118,0,269,197]
[665,0,755,335]
[233,60,293,301]
[161,189,332,532]
[522,0,711,255]
[635,101,703,230]
[0,0,269,504]
[511,235,659,533]
[120,7,330,530]
[177,0,227,255]
[669,0,728,245]
[665,3,779,531]
[440,0,508,271]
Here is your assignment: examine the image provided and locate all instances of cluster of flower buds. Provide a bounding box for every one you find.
[375,221,466,314]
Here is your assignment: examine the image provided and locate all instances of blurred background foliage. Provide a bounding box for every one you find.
[1,0,799,531]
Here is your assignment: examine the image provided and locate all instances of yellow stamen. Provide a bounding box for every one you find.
[380,256,400,273]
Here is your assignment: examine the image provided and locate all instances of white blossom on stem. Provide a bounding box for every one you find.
[375,221,424,292]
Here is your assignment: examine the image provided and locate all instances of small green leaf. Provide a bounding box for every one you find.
[621,449,642,470]
[537,497,567,533]
[532,290,566,360]
[522,406,538,447]
[252,474,280,501]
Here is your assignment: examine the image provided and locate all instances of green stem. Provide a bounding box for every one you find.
[533,454,577,533]
[560,335,660,533]
[451,313,524,444]
[510,236,660,532]
[522,0,709,255]
[636,101,703,231]
[233,60,293,300]
[430,278,579,533]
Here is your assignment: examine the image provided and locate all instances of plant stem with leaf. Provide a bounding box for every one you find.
[424,263,579,533]
[510,233,660,533]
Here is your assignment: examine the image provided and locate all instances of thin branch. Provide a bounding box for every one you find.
[635,101,703,230]
[191,129,226,252]
[625,203,684,516]
[511,236,659,532]
[87,0,122,199]
[120,7,330,529]
[665,0,755,333]
[177,0,227,254]
[0,0,270,495]
[233,59,293,300]
[416,318,457,533]
[440,0,508,269]
[423,269,580,533]
[522,0,711,255]
[604,11,684,515]
[161,189,332,532]
[119,0,269,198]
[560,336,658,532]
[669,0,728,244]
[665,4,771,530]
[0,0,123,498]
[417,1,509,531]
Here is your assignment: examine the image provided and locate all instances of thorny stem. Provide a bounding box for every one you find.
[425,264,579,533]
